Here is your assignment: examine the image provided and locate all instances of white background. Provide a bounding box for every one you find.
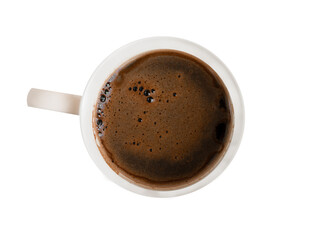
[0,0,310,239]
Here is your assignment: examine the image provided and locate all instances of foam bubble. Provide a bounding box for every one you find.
[97,119,103,126]
[144,90,150,96]
[147,97,154,103]
[100,95,106,102]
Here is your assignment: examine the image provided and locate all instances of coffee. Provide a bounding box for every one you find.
[93,50,233,190]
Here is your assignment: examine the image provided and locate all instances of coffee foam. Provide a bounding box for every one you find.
[93,50,233,190]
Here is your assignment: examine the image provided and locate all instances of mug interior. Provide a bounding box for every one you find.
[79,37,244,197]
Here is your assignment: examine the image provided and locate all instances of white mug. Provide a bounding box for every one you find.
[27,37,245,197]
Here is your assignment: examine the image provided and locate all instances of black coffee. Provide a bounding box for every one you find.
[93,50,233,190]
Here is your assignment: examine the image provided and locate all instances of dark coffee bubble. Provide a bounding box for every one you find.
[144,90,150,96]
[97,119,103,126]
[173,93,177,97]
[133,86,138,91]
[138,118,142,122]
[139,86,144,92]
[100,95,106,102]
[129,87,132,91]
[147,97,153,103]
[151,89,155,93]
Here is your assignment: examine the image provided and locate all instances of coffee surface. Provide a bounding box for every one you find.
[94,50,233,189]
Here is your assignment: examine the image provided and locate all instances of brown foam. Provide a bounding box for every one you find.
[93,50,233,190]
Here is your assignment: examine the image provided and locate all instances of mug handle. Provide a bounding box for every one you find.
[27,88,82,115]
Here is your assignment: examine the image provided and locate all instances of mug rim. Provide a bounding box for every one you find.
[79,36,245,197]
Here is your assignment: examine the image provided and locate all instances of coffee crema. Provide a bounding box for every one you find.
[93,50,233,190]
